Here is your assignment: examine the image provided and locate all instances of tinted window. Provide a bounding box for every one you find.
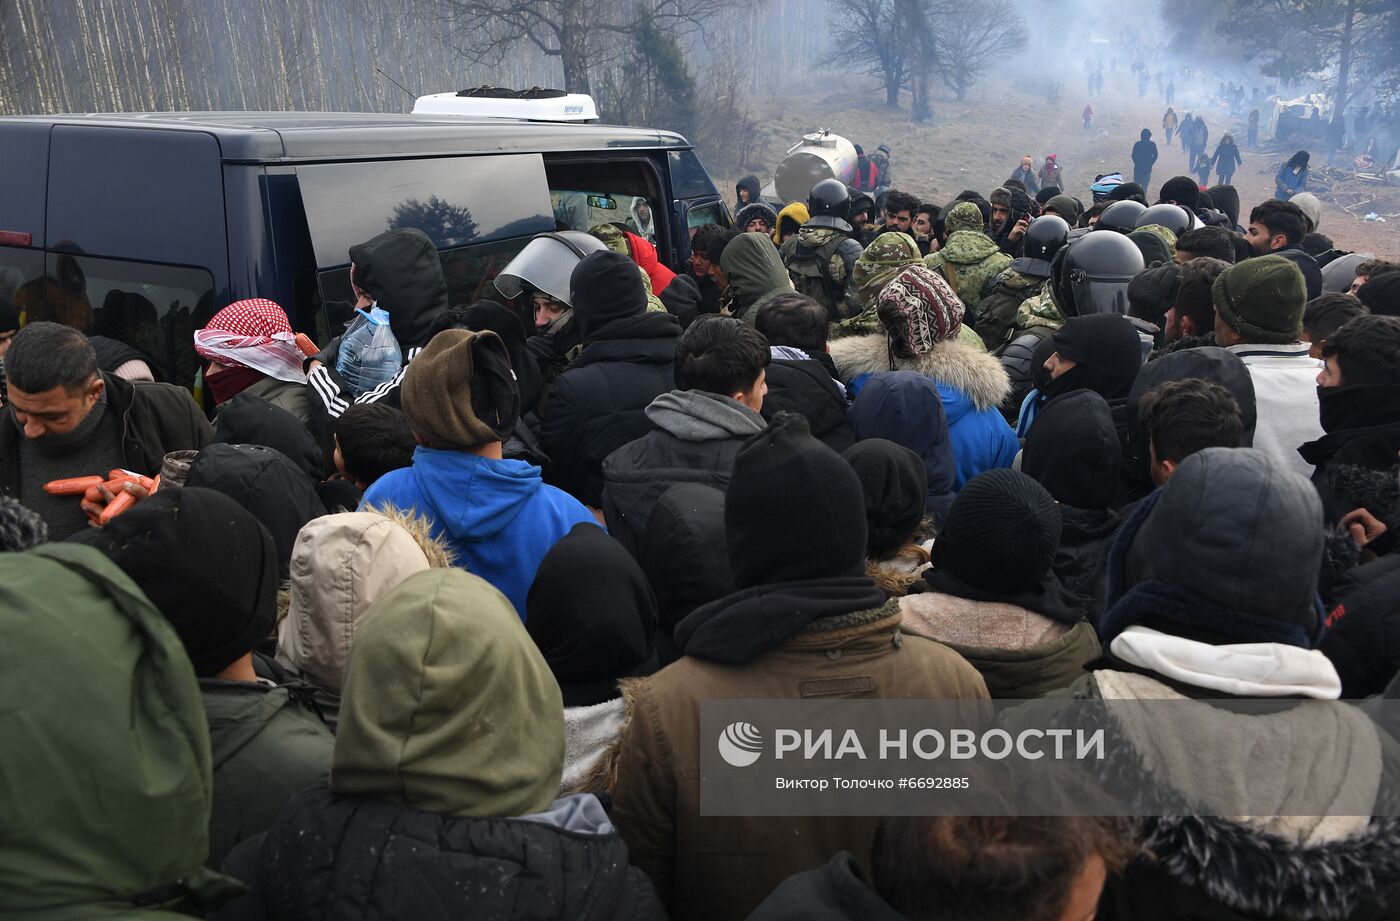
[296,154,554,268]
[0,246,44,320]
[0,123,49,245]
[43,253,214,390]
[440,237,532,307]
[47,127,227,274]
[669,149,719,199]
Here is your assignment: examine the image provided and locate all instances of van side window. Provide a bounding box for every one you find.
[669,150,719,199]
[39,253,213,391]
[686,202,727,232]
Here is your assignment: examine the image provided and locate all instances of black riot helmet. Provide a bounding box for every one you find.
[1009,215,1070,279]
[806,178,854,231]
[1095,200,1147,234]
[1051,231,1146,317]
[1135,203,1194,236]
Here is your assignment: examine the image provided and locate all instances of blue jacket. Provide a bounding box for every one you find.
[850,372,1019,488]
[360,447,597,617]
[938,382,1020,487]
[1275,165,1308,198]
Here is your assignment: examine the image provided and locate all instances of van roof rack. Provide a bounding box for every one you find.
[413,88,597,122]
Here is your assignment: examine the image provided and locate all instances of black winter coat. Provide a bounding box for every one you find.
[215,786,665,921]
[539,313,681,506]
[1320,554,1400,698]
[746,852,907,921]
[1052,506,1122,626]
[760,358,854,453]
[0,371,212,500]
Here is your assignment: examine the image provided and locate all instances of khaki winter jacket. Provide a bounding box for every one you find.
[610,604,989,921]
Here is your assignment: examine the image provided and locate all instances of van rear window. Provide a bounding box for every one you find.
[296,154,554,268]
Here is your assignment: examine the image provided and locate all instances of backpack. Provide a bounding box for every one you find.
[782,234,850,315]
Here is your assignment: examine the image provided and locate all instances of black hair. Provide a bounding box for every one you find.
[5,321,97,395]
[1322,314,1400,388]
[1175,257,1230,337]
[872,814,1134,921]
[1303,293,1366,346]
[1286,150,1311,171]
[334,403,416,486]
[690,224,727,264]
[1174,226,1238,263]
[754,293,828,354]
[916,202,940,221]
[707,229,743,266]
[1138,378,1243,465]
[1249,200,1308,246]
[883,190,920,217]
[675,315,770,396]
[1300,233,1334,258]
[1231,234,1255,263]
[0,496,47,551]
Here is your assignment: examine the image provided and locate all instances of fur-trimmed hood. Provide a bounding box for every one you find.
[829,332,1012,411]
[275,506,455,728]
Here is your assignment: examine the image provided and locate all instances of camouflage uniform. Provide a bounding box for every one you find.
[973,268,1050,351]
[832,232,923,339]
[923,203,1012,319]
[780,225,864,320]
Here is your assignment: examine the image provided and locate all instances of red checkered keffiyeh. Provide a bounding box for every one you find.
[194,298,307,383]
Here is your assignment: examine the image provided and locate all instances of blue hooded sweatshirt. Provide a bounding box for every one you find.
[360,447,597,618]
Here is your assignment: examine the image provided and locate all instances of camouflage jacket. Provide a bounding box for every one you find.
[973,269,1049,351]
[923,231,1013,317]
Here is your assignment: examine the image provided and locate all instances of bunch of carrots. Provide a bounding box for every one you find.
[44,470,161,526]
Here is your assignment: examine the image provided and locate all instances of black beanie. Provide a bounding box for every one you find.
[842,438,928,559]
[68,487,278,677]
[1035,186,1061,206]
[725,413,867,588]
[1358,272,1400,317]
[569,250,648,341]
[933,469,1062,593]
[1159,176,1201,210]
[1109,182,1146,203]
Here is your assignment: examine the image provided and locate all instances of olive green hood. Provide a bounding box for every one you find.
[331,568,566,818]
[935,229,1004,265]
[0,544,232,919]
[719,231,792,318]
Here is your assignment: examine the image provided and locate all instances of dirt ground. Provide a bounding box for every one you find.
[717,75,1400,256]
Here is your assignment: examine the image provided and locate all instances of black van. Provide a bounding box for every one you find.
[0,112,730,389]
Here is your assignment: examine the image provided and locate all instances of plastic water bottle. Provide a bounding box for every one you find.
[336,306,402,397]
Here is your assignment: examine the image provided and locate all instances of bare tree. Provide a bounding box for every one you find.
[935,0,1027,101]
[427,0,734,95]
[826,0,910,108]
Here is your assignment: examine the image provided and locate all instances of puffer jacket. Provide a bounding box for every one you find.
[760,355,854,452]
[216,786,664,921]
[213,391,323,477]
[202,680,334,869]
[924,230,1013,315]
[602,389,767,557]
[831,334,1017,488]
[611,594,989,921]
[539,312,681,506]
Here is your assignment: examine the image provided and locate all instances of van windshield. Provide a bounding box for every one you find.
[551,190,658,246]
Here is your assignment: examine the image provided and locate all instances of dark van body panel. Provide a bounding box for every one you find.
[0,111,726,391]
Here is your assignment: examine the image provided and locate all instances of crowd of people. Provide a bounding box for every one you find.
[4,146,1400,921]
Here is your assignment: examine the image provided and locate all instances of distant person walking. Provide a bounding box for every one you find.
[1083,104,1094,131]
[1247,109,1260,148]
[1039,154,1064,193]
[1275,150,1310,200]
[1212,133,1243,185]
[1131,129,1159,190]
[1162,107,1178,145]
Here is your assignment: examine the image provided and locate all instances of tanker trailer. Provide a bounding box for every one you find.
[761,130,859,205]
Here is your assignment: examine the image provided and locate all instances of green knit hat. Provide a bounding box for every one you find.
[946,202,985,235]
[1212,255,1307,344]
